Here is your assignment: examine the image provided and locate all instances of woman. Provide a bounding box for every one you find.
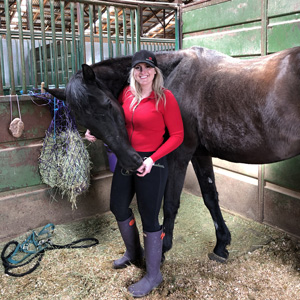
[86,50,184,297]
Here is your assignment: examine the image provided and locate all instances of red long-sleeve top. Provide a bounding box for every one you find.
[118,87,184,163]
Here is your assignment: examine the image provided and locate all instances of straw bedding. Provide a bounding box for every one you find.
[1,192,299,299]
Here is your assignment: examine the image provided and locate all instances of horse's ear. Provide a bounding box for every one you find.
[45,87,66,100]
[82,64,95,82]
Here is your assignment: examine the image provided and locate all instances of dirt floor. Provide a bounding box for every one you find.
[1,191,299,300]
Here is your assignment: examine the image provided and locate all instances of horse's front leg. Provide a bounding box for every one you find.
[191,154,231,262]
[162,149,192,255]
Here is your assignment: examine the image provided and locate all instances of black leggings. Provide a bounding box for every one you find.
[110,152,168,232]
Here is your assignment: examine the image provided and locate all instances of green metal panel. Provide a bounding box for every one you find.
[183,22,262,56]
[182,0,261,34]
[268,0,300,17]
[0,143,43,192]
[265,157,300,192]
[268,14,300,52]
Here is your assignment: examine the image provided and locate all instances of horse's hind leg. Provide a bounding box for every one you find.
[191,154,231,262]
[162,151,191,256]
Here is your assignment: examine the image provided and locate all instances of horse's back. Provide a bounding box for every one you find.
[168,46,300,164]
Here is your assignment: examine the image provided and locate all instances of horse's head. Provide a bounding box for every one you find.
[47,64,143,171]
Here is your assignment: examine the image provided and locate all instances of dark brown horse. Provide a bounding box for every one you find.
[48,46,300,261]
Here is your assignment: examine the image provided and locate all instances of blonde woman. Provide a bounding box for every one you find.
[111,49,184,297]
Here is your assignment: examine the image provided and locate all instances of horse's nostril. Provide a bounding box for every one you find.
[134,154,143,165]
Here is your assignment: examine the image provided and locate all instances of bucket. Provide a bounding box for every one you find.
[105,145,117,172]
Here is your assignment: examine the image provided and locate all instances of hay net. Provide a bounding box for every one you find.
[39,97,91,209]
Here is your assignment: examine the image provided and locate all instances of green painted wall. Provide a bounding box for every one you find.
[182,0,300,56]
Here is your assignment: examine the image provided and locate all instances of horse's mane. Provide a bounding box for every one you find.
[65,72,90,111]
[92,55,132,68]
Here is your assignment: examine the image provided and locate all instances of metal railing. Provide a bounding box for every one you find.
[0,0,179,95]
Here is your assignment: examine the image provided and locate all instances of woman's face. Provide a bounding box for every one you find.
[133,63,156,88]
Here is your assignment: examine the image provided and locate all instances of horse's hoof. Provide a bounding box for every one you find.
[208,252,228,263]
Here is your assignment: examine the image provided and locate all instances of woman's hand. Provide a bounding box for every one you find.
[85,129,97,142]
[136,157,154,177]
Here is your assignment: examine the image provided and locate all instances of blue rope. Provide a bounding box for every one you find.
[53,97,58,141]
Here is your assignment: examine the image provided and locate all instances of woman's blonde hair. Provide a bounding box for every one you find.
[129,66,166,110]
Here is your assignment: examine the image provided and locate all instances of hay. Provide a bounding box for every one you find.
[1,192,299,300]
[39,100,91,208]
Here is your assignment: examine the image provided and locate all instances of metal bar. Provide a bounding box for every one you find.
[258,165,265,223]
[261,0,268,56]
[26,40,32,85]
[4,0,16,94]
[39,0,48,88]
[50,0,59,87]
[0,28,175,44]
[38,41,43,83]
[66,40,71,79]
[17,0,27,93]
[135,8,140,52]
[14,40,21,86]
[122,9,127,56]
[49,42,54,85]
[79,3,86,64]
[115,6,120,57]
[76,40,81,69]
[175,8,179,50]
[0,36,5,87]
[60,1,68,83]
[0,41,3,95]
[130,9,135,54]
[98,6,104,61]
[107,6,112,58]
[89,4,95,64]
[93,0,178,9]
[70,0,137,9]
[70,2,77,73]
[59,40,63,83]
[28,0,37,88]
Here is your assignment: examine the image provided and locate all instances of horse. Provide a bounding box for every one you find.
[47,46,300,262]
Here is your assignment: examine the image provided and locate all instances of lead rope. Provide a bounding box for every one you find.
[9,94,24,138]
[1,223,99,277]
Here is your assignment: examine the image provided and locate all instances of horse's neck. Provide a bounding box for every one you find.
[157,51,188,78]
